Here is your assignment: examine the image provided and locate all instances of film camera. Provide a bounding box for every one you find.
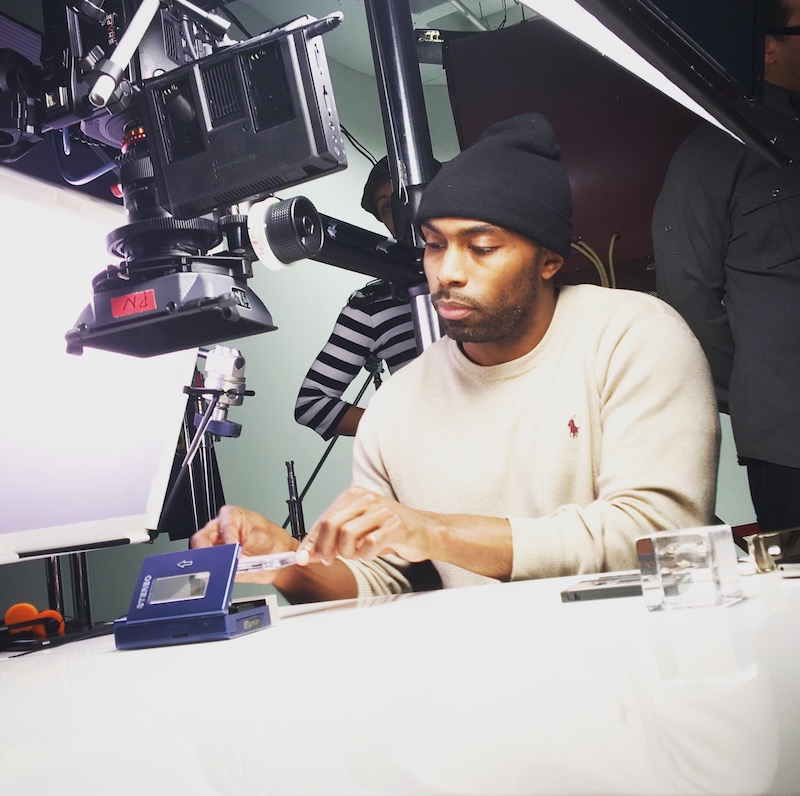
[0,1,346,356]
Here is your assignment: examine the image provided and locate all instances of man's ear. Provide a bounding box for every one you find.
[765,34,779,68]
[540,249,564,282]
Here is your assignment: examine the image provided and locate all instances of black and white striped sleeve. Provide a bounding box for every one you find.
[294,290,418,439]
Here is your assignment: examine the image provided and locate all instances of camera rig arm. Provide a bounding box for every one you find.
[87,0,231,110]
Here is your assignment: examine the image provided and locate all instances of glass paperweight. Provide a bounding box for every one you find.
[635,525,742,611]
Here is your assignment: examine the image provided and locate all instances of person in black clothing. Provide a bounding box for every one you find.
[652,0,800,532]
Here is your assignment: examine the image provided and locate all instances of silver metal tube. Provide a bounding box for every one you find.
[408,282,441,352]
[88,0,161,107]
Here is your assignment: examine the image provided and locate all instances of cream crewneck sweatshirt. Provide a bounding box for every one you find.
[344,284,720,596]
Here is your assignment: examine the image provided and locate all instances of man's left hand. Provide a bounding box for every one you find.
[296,486,437,566]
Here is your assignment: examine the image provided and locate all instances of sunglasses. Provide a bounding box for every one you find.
[766,25,800,35]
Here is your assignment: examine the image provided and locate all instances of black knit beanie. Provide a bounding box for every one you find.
[415,113,573,257]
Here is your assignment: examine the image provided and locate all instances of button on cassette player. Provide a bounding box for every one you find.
[114,544,272,650]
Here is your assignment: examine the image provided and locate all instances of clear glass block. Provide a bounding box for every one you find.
[636,525,743,611]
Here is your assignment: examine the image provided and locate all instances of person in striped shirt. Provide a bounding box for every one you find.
[293,157,419,439]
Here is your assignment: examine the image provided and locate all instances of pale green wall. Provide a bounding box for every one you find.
[715,414,756,528]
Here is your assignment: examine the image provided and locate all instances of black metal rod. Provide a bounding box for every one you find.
[363,0,440,246]
[44,552,91,631]
[45,556,65,616]
[69,552,92,630]
[285,461,306,541]
[363,0,442,353]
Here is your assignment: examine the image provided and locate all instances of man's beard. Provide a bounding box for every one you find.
[434,274,539,344]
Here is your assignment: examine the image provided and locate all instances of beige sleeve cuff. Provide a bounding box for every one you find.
[339,554,415,598]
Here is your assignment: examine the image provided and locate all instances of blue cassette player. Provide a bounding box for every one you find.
[114,543,272,650]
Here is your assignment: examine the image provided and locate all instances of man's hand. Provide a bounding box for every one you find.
[296,486,437,566]
[191,505,298,584]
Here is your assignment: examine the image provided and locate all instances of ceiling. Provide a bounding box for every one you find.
[229,0,535,84]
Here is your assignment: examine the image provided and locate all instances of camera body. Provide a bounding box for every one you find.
[139,18,346,220]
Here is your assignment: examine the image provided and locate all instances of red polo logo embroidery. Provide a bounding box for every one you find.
[568,417,579,438]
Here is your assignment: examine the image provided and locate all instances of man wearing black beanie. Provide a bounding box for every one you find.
[193,113,720,603]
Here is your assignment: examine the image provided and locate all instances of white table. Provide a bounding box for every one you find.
[1,570,799,795]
